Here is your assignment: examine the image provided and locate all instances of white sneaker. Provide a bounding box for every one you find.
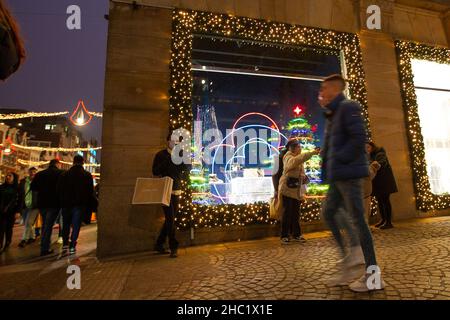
[281,237,290,245]
[328,265,362,286]
[349,273,386,292]
[292,235,306,243]
[346,246,365,267]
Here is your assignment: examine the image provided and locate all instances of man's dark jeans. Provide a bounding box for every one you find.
[40,208,60,253]
[62,207,84,248]
[322,178,377,268]
[156,195,179,252]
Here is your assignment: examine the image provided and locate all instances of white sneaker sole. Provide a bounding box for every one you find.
[349,280,386,293]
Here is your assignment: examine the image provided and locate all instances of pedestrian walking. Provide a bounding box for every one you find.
[319,74,384,292]
[57,155,94,255]
[31,159,64,256]
[0,172,19,252]
[18,167,39,248]
[152,132,189,258]
[278,139,319,244]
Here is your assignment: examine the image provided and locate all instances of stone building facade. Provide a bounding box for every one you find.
[98,0,450,257]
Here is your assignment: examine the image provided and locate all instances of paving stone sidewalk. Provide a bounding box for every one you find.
[2,217,450,300]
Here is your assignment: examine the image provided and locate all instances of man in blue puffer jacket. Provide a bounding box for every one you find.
[319,74,384,293]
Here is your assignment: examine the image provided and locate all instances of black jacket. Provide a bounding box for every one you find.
[31,165,64,209]
[370,147,398,196]
[152,149,187,191]
[57,165,94,208]
[0,183,19,217]
[321,94,369,182]
[18,177,38,211]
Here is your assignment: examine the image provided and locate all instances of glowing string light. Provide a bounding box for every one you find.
[0,112,70,120]
[0,111,103,120]
[7,144,101,152]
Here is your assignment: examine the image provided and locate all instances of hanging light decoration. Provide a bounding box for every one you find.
[2,137,14,155]
[70,100,93,126]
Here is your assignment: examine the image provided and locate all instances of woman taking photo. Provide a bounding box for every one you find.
[366,141,398,229]
[278,139,319,244]
[0,172,19,252]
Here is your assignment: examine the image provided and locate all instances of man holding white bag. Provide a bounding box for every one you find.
[152,132,188,258]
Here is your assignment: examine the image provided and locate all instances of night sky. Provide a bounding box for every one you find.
[0,0,109,143]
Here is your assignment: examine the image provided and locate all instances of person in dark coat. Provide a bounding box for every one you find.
[366,142,398,229]
[319,74,383,292]
[57,155,94,255]
[0,172,19,252]
[31,159,64,256]
[152,131,189,258]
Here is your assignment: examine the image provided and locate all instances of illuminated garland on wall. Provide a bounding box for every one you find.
[395,40,450,211]
[169,9,371,229]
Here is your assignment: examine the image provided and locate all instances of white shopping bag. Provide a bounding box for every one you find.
[132,177,174,207]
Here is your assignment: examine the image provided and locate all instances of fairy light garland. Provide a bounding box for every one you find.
[170,10,371,229]
[0,111,103,120]
[10,144,101,152]
[0,112,70,120]
[17,159,101,168]
[395,40,450,211]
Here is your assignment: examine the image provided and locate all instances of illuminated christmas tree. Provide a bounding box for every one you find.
[285,105,327,196]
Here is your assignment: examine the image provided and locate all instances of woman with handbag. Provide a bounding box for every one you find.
[366,142,398,229]
[0,0,26,81]
[0,172,19,252]
[278,139,319,244]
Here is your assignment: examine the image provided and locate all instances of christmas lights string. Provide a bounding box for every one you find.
[16,158,101,168]
[169,9,372,229]
[11,144,101,152]
[0,110,103,120]
[395,40,450,211]
[0,112,70,120]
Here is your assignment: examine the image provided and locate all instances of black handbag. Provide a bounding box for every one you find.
[287,177,300,188]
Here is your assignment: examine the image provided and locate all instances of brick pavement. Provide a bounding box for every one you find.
[2,216,450,299]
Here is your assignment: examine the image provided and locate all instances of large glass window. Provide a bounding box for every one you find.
[190,36,341,205]
[411,59,450,195]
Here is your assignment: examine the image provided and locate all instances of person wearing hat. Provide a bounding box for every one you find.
[278,139,319,244]
[31,159,64,256]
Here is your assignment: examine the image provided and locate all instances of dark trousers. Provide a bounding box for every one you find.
[0,212,15,248]
[375,194,392,225]
[62,207,84,248]
[40,208,60,253]
[281,196,301,238]
[156,195,179,251]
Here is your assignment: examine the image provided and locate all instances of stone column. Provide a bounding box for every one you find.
[443,9,450,46]
[97,3,173,257]
[358,0,417,220]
